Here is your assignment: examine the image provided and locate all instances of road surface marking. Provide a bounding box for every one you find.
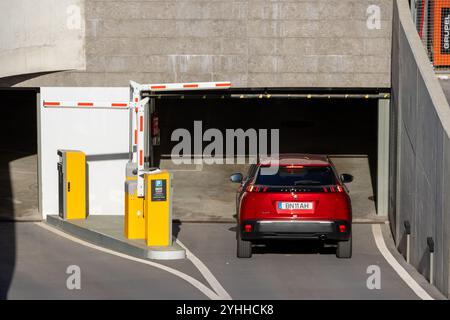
[177,239,232,300]
[371,224,433,300]
[35,222,221,300]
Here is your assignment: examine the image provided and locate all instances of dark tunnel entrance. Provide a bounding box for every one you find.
[0,88,39,221]
[156,98,377,157]
[151,90,387,222]
[0,88,39,299]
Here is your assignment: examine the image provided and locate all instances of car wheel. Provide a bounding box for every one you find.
[237,231,252,258]
[336,233,352,259]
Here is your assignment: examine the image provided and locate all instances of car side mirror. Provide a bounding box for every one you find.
[340,173,354,183]
[230,173,243,183]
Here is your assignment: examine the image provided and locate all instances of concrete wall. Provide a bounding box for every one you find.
[0,0,86,81]
[391,0,450,297]
[9,0,392,88]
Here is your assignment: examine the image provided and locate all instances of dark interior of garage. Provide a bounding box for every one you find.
[152,91,381,220]
[0,89,38,221]
[0,88,37,299]
[0,90,37,154]
[155,96,378,187]
[156,97,378,159]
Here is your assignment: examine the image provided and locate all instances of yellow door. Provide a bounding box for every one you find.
[65,151,86,219]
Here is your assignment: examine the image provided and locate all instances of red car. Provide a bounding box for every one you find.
[230,154,353,259]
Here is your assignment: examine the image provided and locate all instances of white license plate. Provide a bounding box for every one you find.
[278,202,313,210]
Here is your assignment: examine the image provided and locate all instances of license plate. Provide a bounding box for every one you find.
[278,202,314,210]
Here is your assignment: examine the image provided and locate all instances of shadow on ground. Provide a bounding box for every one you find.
[227,226,337,255]
[253,240,337,255]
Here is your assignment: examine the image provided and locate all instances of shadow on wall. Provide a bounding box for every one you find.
[0,71,61,87]
[0,89,39,299]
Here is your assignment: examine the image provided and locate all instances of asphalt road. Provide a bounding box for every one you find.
[0,222,438,300]
[177,223,419,300]
[0,222,205,299]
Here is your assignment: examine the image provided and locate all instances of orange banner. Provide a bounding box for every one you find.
[433,0,450,66]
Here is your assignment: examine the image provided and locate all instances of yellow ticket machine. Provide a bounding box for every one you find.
[57,150,87,220]
[144,170,172,247]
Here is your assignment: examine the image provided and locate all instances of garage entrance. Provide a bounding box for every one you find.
[150,88,390,222]
[0,88,40,221]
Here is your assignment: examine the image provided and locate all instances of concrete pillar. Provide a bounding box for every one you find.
[377,99,390,216]
[37,92,42,216]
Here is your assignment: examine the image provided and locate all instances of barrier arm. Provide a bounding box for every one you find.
[129,81,232,198]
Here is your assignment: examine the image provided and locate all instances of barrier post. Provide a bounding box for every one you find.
[427,237,435,285]
[404,220,411,263]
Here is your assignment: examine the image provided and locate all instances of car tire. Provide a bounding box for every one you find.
[336,234,352,259]
[237,231,252,258]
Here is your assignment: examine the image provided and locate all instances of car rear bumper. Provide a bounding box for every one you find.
[240,219,351,241]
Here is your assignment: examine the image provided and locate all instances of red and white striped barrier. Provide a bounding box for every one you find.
[146,81,231,91]
[43,82,231,109]
[43,101,129,109]
[42,80,232,197]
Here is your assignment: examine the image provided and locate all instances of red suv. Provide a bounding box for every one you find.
[230,154,353,259]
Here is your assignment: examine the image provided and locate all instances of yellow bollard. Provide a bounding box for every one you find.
[144,171,172,247]
[124,180,145,239]
[57,150,86,220]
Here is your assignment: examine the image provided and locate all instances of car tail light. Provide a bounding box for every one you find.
[285,165,304,169]
[246,185,267,192]
[339,225,346,233]
[244,224,252,232]
[324,185,344,193]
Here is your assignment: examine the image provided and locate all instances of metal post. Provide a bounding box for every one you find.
[36,92,43,216]
[130,82,140,164]
[137,97,149,197]
[377,99,390,216]
[404,220,411,263]
[146,98,155,168]
[427,237,434,285]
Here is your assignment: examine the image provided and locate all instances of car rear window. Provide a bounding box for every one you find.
[254,165,336,186]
